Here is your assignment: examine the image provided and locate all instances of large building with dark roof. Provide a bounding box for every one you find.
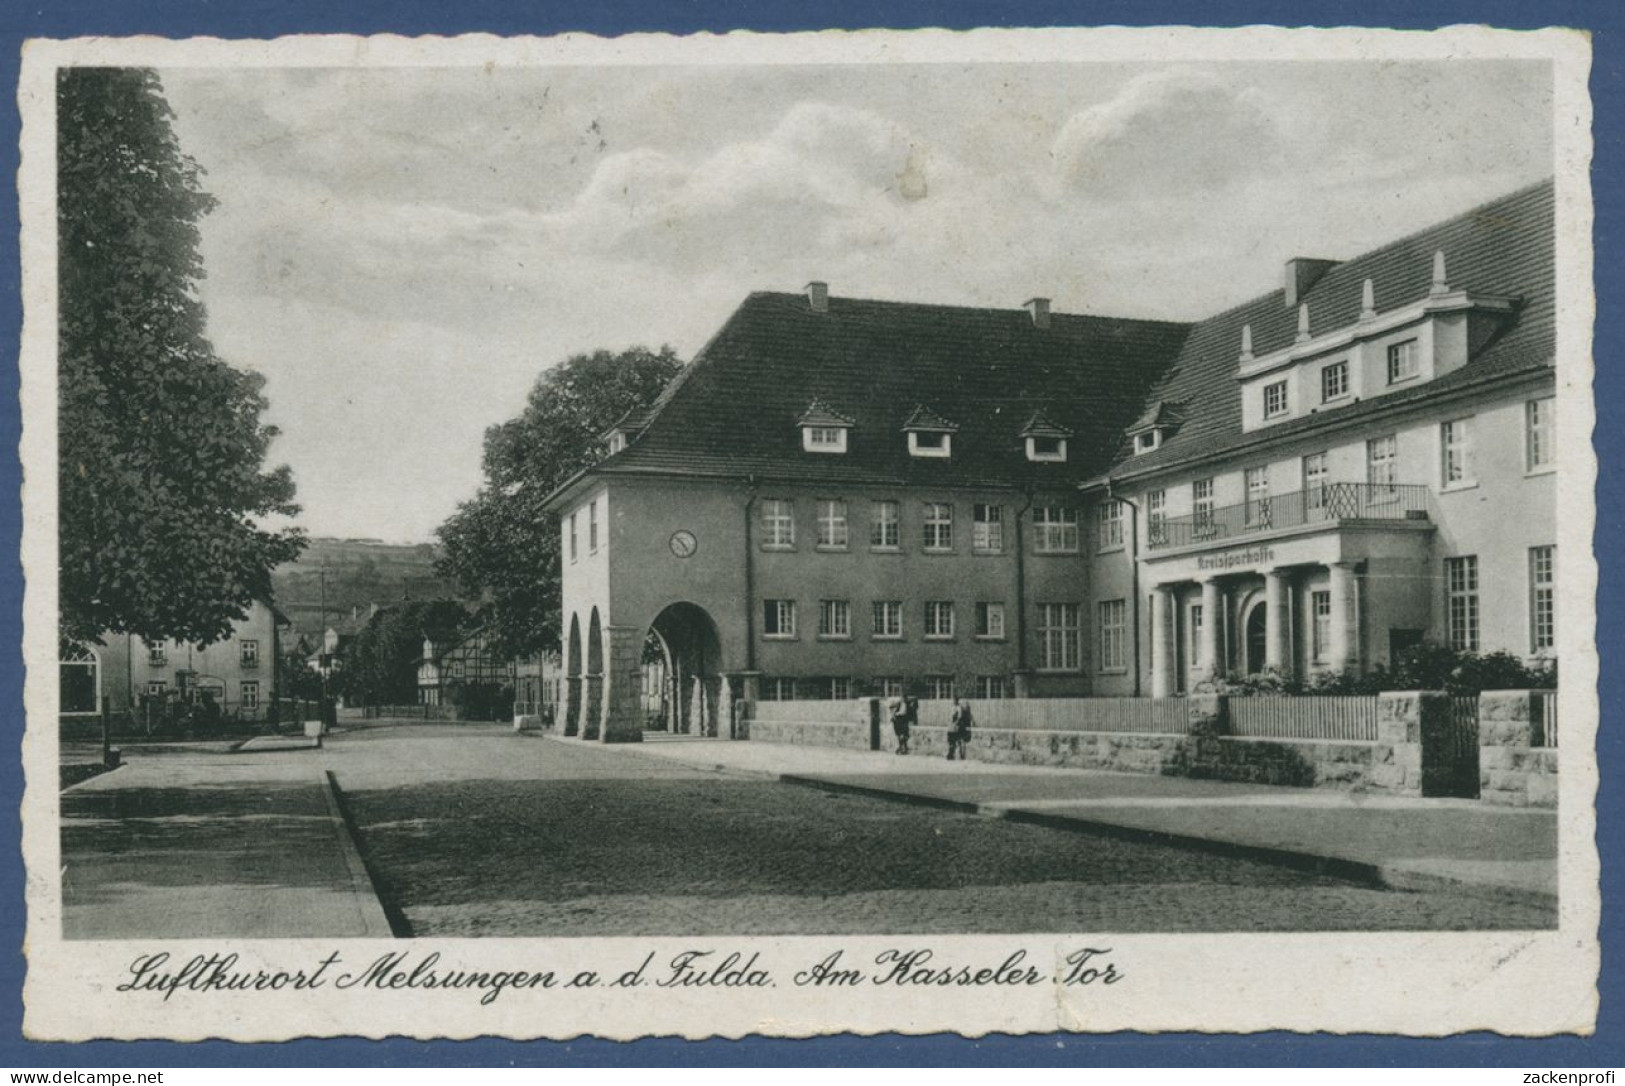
[544,179,1557,740]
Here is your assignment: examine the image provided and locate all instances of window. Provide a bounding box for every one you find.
[922,502,953,551]
[972,504,1004,553]
[816,499,849,548]
[1527,397,1555,471]
[1244,466,1271,527]
[829,677,853,700]
[1446,556,1480,652]
[1263,380,1289,419]
[1303,452,1329,514]
[925,675,956,700]
[1441,418,1474,487]
[1367,435,1398,495]
[803,426,847,454]
[606,432,626,455]
[588,500,599,552]
[240,680,260,711]
[568,514,578,561]
[1387,339,1419,383]
[1192,479,1216,536]
[59,645,99,715]
[147,640,168,668]
[1311,591,1331,663]
[763,600,797,639]
[870,500,900,550]
[976,675,1008,700]
[1189,604,1204,667]
[1027,435,1066,462]
[1031,603,1080,672]
[1097,502,1124,550]
[1530,545,1556,653]
[1034,506,1080,553]
[761,499,795,549]
[145,680,167,698]
[1146,489,1167,545]
[762,677,796,701]
[818,599,851,640]
[878,677,905,700]
[924,601,955,640]
[1134,430,1162,454]
[240,640,259,667]
[909,431,951,458]
[872,601,903,640]
[1092,601,1122,672]
[975,602,1006,640]
[1321,360,1349,402]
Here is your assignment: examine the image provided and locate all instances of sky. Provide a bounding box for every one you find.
[156,59,1554,543]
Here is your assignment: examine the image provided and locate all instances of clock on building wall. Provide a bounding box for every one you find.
[669,530,698,558]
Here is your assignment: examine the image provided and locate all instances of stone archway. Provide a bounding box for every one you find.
[564,613,582,736]
[647,602,726,737]
[584,608,604,740]
[1243,598,1268,677]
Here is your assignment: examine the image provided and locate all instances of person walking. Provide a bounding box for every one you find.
[890,692,912,755]
[948,696,974,761]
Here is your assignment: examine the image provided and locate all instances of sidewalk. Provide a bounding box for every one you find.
[615,737,1558,906]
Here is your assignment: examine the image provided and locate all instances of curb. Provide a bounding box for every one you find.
[319,770,403,938]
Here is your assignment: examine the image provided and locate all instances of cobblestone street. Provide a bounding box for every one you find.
[330,726,1553,936]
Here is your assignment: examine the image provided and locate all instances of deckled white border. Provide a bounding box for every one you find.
[17,25,1598,1041]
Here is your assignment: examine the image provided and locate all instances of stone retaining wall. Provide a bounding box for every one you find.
[1478,691,1559,808]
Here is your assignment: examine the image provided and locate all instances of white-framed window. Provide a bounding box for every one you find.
[145,680,167,698]
[803,426,848,454]
[870,499,900,550]
[240,640,259,667]
[1303,452,1329,514]
[1192,478,1216,535]
[1189,603,1204,667]
[1097,502,1124,550]
[588,500,600,552]
[1040,602,1084,671]
[568,513,578,562]
[1034,506,1080,553]
[147,639,168,668]
[924,601,955,640]
[763,599,797,639]
[1263,380,1289,419]
[1027,436,1067,462]
[829,676,853,700]
[1387,339,1419,383]
[761,499,795,549]
[1367,434,1398,494]
[925,675,957,700]
[1526,396,1555,471]
[818,599,851,640]
[1530,545,1556,653]
[1446,556,1480,652]
[872,600,903,640]
[606,432,627,456]
[1321,360,1349,402]
[922,502,953,551]
[877,677,905,700]
[1134,430,1162,455]
[1441,418,1475,487]
[762,677,796,702]
[240,680,260,711]
[975,602,1006,640]
[816,499,849,549]
[1146,489,1167,545]
[1244,466,1271,527]
[976,675,1007,700]
[909,431,952,458]
[1311,591,1331,663]
[972,504,1004,553]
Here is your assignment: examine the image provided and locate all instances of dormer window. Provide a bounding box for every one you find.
[1126,400,1185,456]
[1019,410,1072,463]
[1263,380,1290,419]
[606,432,627,455]
[901,405,958,459]
[1134,430,1162,454]
[599,407,651,459]
[798,399,854,455]
[1028,436,1066,461]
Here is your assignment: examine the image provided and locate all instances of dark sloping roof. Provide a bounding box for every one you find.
[1020,410,1074,439]
[1108,179,1556,477]
[798,399,856,428]
[581,294,1192,492]
[1128,399,1187,434]
[900,404,960,433]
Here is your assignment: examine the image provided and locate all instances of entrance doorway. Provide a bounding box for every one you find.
[1243,601,1267,677]
[646,603,725,737]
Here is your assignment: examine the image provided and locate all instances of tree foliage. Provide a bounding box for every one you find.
[435,346,683,657]
[345,600,469,705]
[58,68,304,646]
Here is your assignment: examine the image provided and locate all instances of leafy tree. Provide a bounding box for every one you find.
[436,346,683,657]
[346,600,468,705]
[58,68,303,647]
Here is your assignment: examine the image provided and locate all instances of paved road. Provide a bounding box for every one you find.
[324,725,1552,936]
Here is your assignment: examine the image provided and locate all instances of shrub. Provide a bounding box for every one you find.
[1206,644,1557,697]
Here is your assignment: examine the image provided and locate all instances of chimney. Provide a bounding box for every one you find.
[1360,278,1376,321]
[1024,297,1051,329]
[1284,257,1338,308]
[1430,250,1449,295]
[805,281,828,313]
[1296,303,1312,343]
[1239,323,1254,362]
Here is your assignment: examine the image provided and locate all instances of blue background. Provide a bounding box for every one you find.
[0,0,1617,1068]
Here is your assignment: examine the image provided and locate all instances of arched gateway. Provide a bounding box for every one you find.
[645,602,725,737]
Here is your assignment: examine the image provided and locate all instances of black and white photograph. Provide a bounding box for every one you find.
[20,27,1598,1040]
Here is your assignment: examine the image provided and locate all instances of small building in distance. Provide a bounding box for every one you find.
[416,629,515,720]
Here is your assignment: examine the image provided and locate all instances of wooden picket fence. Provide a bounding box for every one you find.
[1227,696,1379,742]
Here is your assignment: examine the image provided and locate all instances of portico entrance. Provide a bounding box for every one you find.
[645,602,726,737]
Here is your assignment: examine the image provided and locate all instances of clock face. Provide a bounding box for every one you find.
[669,530,698,558]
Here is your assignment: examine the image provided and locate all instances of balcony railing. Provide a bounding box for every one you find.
[1146,482,1431,552]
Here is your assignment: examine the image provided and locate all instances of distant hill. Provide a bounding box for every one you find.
[271,537,467,646]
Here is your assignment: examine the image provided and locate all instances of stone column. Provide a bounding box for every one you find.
[1150,585,1178,698]
[1199,577,1224,684]
[563,676,582,737]
[1327,560,1360,674]
[1264,568,1292,677]
[599,625,646,743]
